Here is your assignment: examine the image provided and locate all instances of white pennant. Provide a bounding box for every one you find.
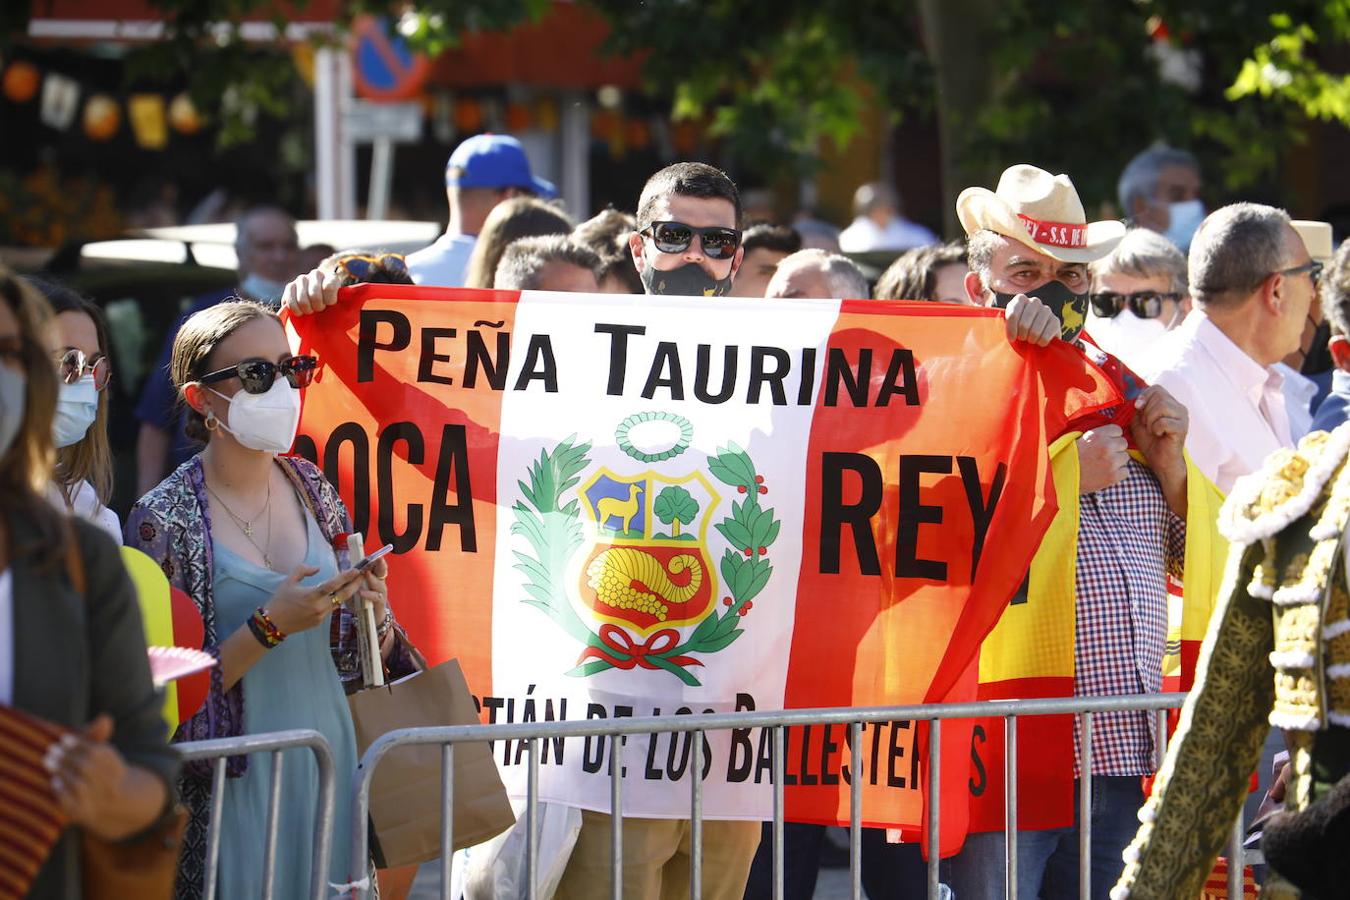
[40,73,81,131]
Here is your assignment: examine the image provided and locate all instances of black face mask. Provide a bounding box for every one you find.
[993,278,1088,343]
[641,261,734,297]
[1302,320,1334,376]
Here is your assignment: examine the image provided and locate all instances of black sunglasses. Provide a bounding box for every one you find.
[1278,260,1323,286]
[199,355,318,394]
[641,221,742,260]
[55,347,111,391]
[1089,290,1183,320]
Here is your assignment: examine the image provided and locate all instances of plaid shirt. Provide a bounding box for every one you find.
[1073,459,1185,777]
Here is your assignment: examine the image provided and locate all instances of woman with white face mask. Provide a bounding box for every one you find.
[124,300,421,899]
[26,279,120,543]
[1084,227,1192,376]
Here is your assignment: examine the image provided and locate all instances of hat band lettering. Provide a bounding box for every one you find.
[1017,214,1088,249]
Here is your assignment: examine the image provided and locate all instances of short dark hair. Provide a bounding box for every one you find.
[494,235,602,291]
[742,223,801,256]
[573,207,636,254]
[465,197,574,289]
[875,241,968,301]
[573,209,643,293]
[636,162,742,230]
[1322,237,1350,337]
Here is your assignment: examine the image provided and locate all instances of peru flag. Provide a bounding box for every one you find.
[286,285,1117,851]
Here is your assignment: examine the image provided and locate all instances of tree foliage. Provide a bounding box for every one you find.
[9,0,1346,205]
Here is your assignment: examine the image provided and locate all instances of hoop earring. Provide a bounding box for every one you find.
[205,410,218,431]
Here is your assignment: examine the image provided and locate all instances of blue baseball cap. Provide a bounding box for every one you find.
[445,133,557,199]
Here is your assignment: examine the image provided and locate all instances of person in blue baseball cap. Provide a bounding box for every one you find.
[406,133,558,286]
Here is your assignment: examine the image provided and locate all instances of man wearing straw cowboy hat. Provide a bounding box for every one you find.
[945,165,1220,900]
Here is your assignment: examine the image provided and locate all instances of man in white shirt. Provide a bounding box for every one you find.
[406,133,557,287]
[837,182,937,254]
[1145,203,1320,493]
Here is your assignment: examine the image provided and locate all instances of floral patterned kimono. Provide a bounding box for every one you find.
[125,454,419,898]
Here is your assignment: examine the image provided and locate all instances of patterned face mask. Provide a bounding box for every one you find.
[993,278,1089,343]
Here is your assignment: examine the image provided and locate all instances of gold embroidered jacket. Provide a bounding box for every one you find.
[1113,425,1350,898]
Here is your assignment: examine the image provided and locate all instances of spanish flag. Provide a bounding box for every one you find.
[965,343,1227,834]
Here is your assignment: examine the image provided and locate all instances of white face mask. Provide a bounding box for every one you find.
[1088,308,1179,370]
[1162,199,1205,251]
[208,377,301,454]
[53,375,98,448]
[238,273,288,303]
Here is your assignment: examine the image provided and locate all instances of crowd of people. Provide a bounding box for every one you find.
[5,125,1350,900]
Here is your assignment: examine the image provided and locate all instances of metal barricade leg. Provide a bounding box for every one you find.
[203,757,227,900]
[690,730,703,900]
[612,736,624,900]
[310,737,336,900]
[928,719,941,900]
[1079,713,1093,900]
[772,726,784,900]
[1154,708,1168,771]
[1005,715,1017,900]
[1229,812,1244,897]
[849,722,862,900]
[262,750,284,900]
[527,737,540,900]
[441,744,454,900]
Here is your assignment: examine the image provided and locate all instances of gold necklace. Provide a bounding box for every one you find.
[207,478,275,569]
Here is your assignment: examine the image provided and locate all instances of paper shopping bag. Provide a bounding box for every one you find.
[348,659,515,867]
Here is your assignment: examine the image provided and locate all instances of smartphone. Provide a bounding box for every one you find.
[352,543,394,572]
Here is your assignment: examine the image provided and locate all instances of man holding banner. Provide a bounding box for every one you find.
[947,165,1223,900]
[283,158,1125,899]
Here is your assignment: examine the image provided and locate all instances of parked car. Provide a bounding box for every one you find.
[9,220,440,516]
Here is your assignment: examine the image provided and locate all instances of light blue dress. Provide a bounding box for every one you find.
[211,510,359,899]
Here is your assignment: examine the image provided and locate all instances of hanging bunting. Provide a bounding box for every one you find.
[504,101,531,133]
[534,96,560,132]
[83,94,121,141]
[3,60,40,103]
[453,97,483,134]
[168,92,203,134]
[39,73,80,131]
[129,93,168,149]
[625,117,652,151]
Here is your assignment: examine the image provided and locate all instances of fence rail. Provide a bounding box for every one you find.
[177,728,337,900]
[349,692,1221,900]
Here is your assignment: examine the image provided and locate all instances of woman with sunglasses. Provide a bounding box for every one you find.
[25,278,120,543]
[124,300,419,899]
[0,268,178,899]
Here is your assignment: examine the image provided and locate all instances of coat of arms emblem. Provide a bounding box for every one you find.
[511,413,780,685]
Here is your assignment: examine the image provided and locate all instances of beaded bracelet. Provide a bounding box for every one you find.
[247,607,286,649]
[376,609,394,643]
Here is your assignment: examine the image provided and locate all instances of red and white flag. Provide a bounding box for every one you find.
[287,286,1117,852]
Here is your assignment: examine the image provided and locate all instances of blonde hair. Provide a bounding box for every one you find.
[170,300,280,443]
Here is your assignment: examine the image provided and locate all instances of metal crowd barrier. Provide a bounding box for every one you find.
[348,692,1240,900]
[177,728,337,900]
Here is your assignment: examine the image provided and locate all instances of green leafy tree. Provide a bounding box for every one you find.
[652,486,699,539]
[11,1,1345,210]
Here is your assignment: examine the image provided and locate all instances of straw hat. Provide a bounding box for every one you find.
[957,164,1125,264]
[1292,220,1334,264]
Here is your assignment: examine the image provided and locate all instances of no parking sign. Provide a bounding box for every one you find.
[352,15,430,102]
